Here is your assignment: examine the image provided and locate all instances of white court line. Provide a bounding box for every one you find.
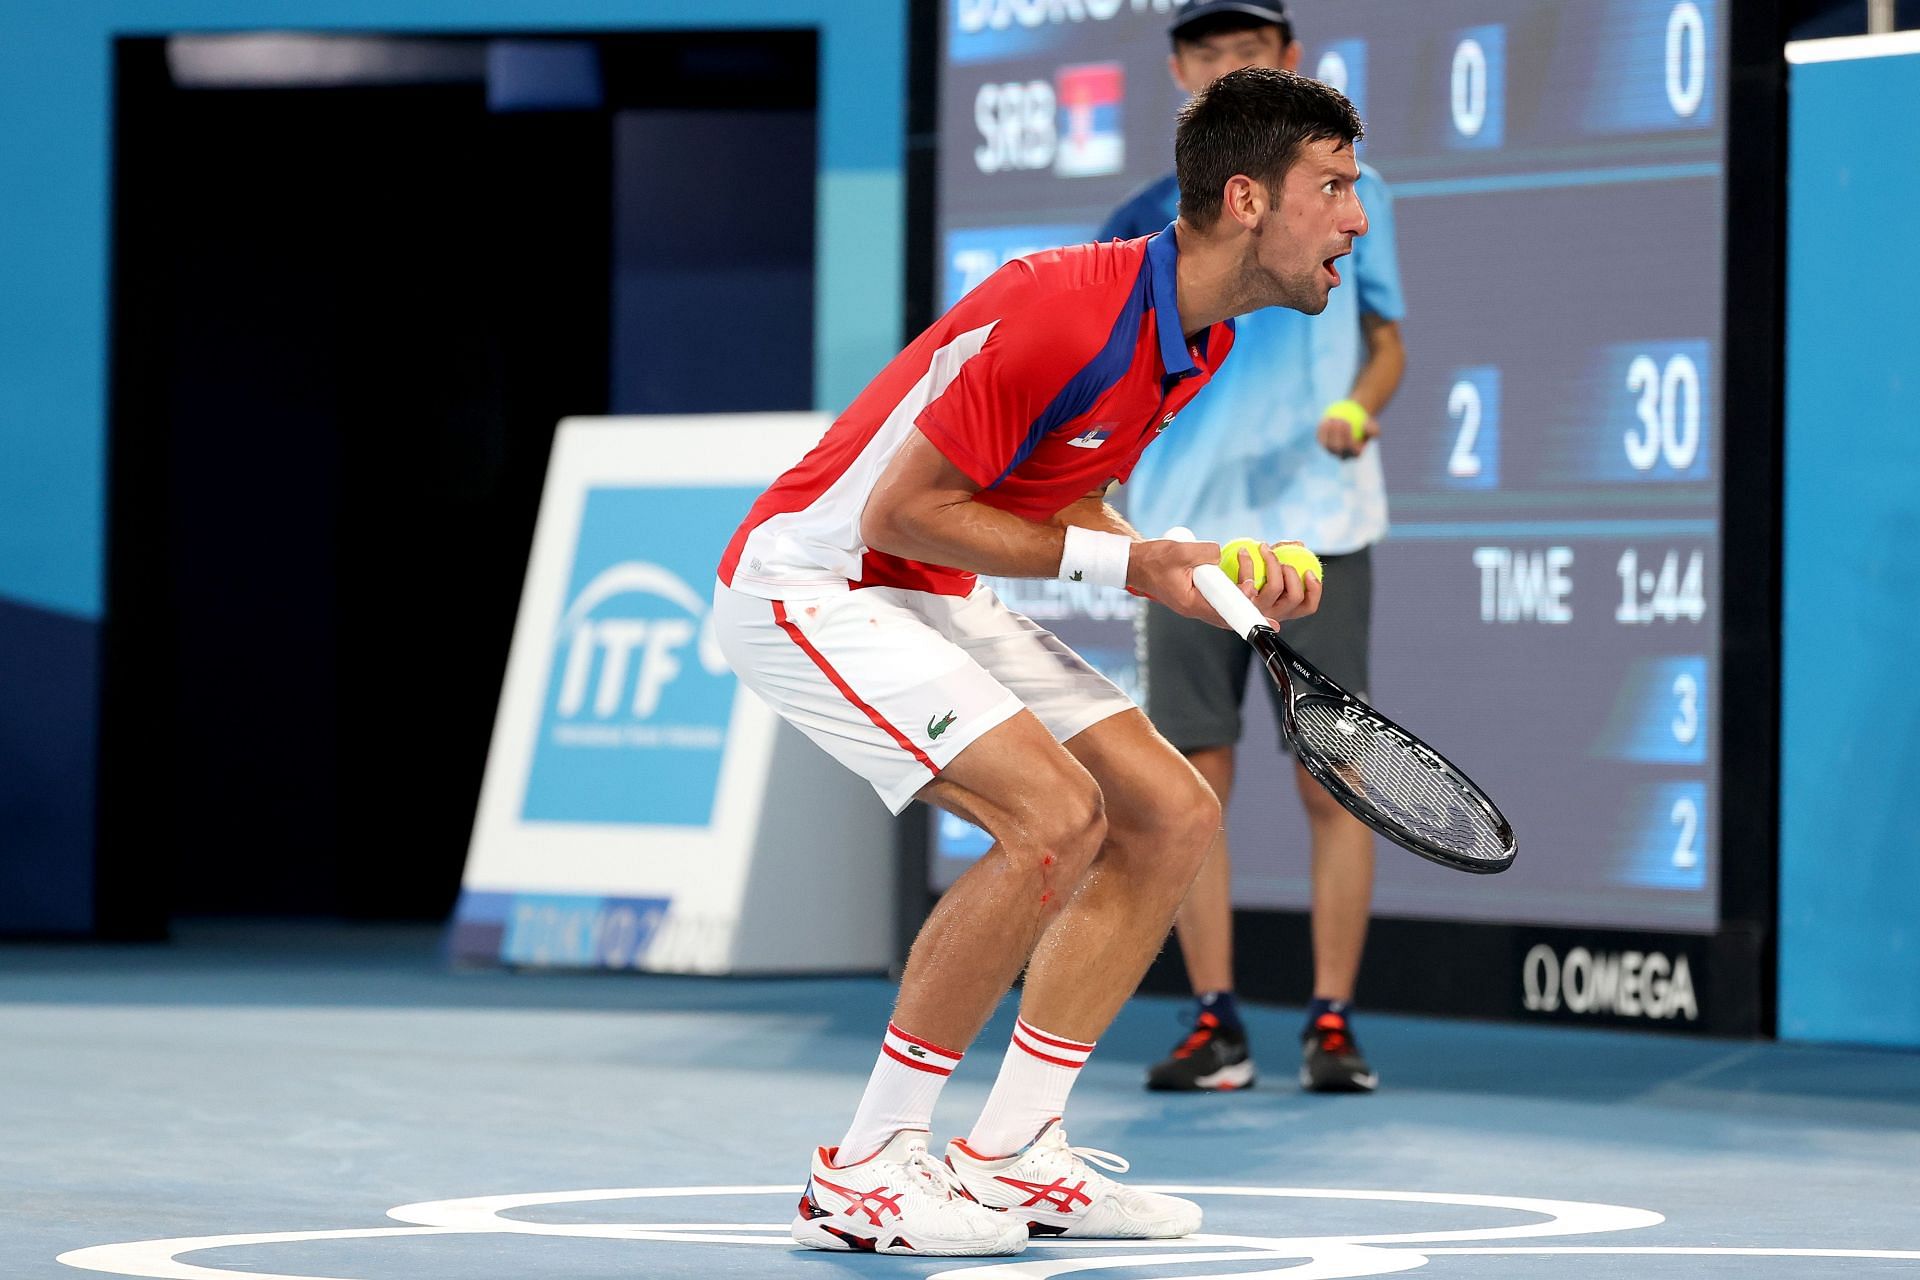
[58,1228,465,1280]
[928,1243,1430,1280]
[388,1182,1663,1246]
[56,1185,1920,1280]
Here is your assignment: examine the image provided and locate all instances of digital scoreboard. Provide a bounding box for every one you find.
[927,0,1736,936]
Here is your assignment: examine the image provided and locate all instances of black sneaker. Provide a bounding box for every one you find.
[1300,1012,1378,1092]
[1145,1011,1256,1091]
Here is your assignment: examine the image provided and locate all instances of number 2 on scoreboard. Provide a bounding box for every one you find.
[1445,365,1500,488]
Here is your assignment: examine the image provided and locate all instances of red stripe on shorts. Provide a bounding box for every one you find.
[771,600,939,777]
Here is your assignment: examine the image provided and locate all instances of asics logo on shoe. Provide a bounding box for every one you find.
[812,1175,905,1227]
[996,1176,1094,1213]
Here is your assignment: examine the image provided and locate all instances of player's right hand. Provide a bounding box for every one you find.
[1126,537,1220,618]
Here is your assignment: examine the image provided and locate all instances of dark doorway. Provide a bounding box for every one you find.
[100,31,818,931]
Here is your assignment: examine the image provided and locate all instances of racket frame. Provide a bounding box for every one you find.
[1249,624,1516,874]
[1162,528,1516,875]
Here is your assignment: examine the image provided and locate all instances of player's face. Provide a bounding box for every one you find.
[1250,138,1367,315]
[1169,26,1299,95]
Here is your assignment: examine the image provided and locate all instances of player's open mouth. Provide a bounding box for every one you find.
[1322,256,1343,285]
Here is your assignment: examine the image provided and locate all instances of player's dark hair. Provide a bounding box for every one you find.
[1171,12,1293,51]
[1174,66,1362,228]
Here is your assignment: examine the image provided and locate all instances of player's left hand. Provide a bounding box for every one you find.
[1246,541,1321,625]
[1319,413,1379,459]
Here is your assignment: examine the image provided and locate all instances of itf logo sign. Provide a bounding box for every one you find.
[521,486,752,827]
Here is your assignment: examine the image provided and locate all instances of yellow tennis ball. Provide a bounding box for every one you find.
[1219,540,1325,590]
[1273,543,1325,585]
[1218,538,1270,590]
[1326,398,1370,446]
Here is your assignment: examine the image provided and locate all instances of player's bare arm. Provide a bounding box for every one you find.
[1317,314,1406,458]
[863,432,1320,626]
[1049,482,1138,540]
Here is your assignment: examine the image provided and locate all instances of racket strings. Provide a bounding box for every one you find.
[1292,700,1510,864]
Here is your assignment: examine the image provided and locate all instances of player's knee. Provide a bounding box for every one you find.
[1054,782,1109,871]
[1018,780,1105,882]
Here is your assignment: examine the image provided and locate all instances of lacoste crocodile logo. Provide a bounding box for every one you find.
[928,711,957,740]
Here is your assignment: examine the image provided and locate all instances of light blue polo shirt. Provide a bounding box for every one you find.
[1101,164,1406,554]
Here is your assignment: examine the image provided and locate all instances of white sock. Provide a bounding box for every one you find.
[964,1018,1095,1157]
[834,1022,963,1165]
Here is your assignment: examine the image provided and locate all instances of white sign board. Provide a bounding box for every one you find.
[451,414,898,974]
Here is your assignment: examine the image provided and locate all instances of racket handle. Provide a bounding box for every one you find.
[1161,526,1271,641]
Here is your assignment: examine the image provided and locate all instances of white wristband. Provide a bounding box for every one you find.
[1059,525,1131,590]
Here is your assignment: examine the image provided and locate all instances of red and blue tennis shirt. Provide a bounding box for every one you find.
[719,225,1234,599]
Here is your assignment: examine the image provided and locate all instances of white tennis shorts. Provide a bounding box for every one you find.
[712,580,1135,814]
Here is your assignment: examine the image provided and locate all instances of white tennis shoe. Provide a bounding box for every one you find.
[791,1129,1028,1256]
[946,1119,1203,1239]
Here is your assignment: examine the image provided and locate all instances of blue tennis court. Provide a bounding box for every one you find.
[9,923,1915,1280]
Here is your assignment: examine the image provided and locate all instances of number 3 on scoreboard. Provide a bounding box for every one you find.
[1671,670,1700,747]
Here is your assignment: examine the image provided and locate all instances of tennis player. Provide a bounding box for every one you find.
[714,68,1367,1257]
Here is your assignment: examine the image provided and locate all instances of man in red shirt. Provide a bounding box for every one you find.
[714,67,1367,1258]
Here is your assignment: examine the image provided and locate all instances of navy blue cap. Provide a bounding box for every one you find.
[1169,0,1290,38]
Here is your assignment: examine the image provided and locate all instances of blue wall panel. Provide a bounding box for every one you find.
[1780,40,1920,1047]
[0,0,903,933]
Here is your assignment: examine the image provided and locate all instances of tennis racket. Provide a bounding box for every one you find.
[1166,529,1516,875]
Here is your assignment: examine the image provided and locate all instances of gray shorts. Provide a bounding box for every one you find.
[1141,545,1373,754]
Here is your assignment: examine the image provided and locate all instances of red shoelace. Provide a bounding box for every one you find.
[1172,1011,1223,1059]
[1313,1012,1354,1056]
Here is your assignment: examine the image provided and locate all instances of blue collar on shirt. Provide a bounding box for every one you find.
[1145,220,1210,380]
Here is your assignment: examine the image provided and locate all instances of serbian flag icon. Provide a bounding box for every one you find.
[1054,62,1125,178]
